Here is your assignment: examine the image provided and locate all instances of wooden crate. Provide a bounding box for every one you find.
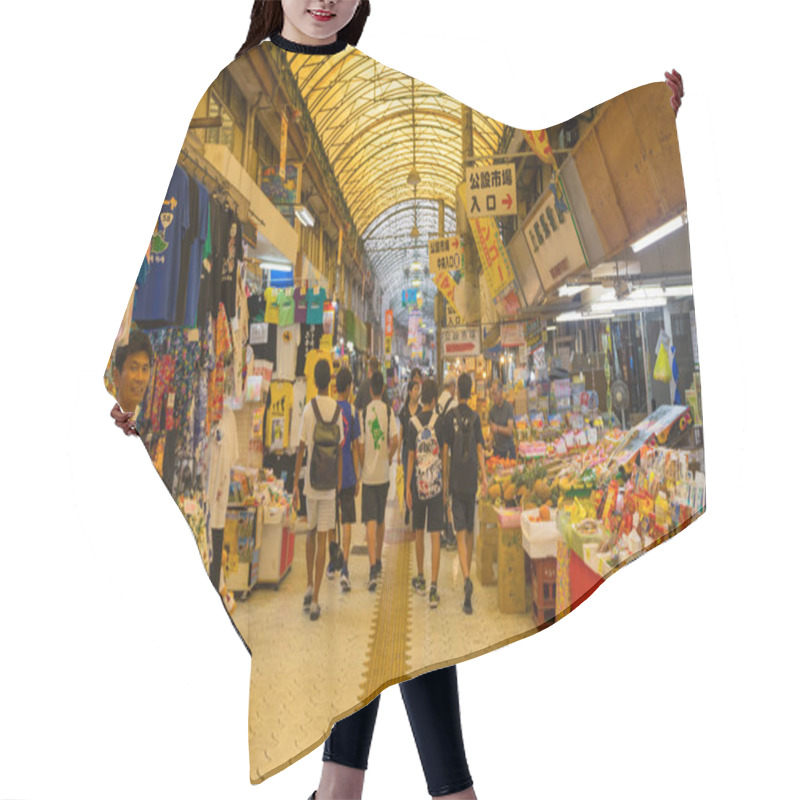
[531,556,557,626]
[497,526,526,613]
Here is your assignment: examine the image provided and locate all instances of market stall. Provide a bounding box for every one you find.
[480,404,705,624]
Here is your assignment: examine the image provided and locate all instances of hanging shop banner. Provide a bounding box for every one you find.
[428,236,464,276]
[466,163,517,218]
[442,326,481,358]
[458,183,519,304]
[385,309,394,338]
[401,288,418,309]
[408,310,421,349]
[261,161,302,205]
[522,129,558,169]
[500,322,525,348]
[522,182,587,296]
[525,319,546,348]
[322,302,335,337]
[433,269,470,321]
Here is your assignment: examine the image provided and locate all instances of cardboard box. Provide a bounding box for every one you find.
[476,541,498,586]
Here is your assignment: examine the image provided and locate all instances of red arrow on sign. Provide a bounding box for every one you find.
[502,194,513,209]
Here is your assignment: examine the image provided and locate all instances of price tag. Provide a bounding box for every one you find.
[587,427,598,445]
[555,437,567,455]
[186,328,200,342]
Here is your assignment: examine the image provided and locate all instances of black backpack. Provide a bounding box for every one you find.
[309,398,341,491]
[451,405,478,494]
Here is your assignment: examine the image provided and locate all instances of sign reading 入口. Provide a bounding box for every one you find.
[466,163,517,219]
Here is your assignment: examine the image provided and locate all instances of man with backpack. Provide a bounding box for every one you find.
[405,379,447,608]
[293,358,344,622]
[442,373,489,615]
[357,370,399,592]
[330,366,360,592]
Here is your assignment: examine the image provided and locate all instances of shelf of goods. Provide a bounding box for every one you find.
[224,472,294,600]
[480,404,705,626]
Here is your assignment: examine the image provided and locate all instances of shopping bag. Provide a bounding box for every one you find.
[653,331,672,383]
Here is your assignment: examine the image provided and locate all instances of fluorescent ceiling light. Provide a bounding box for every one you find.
[546,325,557,331]
[592,297,667,312]
[631,213,687,253]
[294,204,315,227]
[411,262,422,271]
[664,284,694,297]
[557,283,589,297]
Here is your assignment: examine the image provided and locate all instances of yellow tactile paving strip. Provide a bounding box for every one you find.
[360,522,414,698]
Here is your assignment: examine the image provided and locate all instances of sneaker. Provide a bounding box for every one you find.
[429,584,440,609]
[310,602,321,621]
[415,575,426,596]
[368,565,378,592]
[376,558,383,576]
[326,562,336,580]
[463,577,473,615]
[411,574,421,593]
[303,586,313,613]
[340,569,351,592]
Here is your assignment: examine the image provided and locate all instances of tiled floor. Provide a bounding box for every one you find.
[232,476,538,784]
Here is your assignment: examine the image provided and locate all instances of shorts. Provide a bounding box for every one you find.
[450,493,476,534]
[362,482,390,525]
[307,496,336,533]
[338,486,357,525]
[412,491,444,533]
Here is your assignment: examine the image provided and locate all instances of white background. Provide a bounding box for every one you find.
[1,1,797,798]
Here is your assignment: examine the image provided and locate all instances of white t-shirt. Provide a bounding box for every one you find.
[275,323,300,381]
[299,394,345,501]
[360,398,398,486]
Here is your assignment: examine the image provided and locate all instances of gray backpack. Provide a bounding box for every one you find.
[309,398,341,491]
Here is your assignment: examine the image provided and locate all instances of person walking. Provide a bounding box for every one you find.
[442,373,488,615]
[357,369,398,590]
[293,358,344,621]
[398,367,422,526]
[330,365,361,591]
[355,355,388,413]
[405,378,447,608]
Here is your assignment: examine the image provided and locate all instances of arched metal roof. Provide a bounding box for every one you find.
[279,48,506,322]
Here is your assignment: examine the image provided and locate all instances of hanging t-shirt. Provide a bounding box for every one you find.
[181,179,210,328]
[247,291,266,323]
[277,289,296,327]
[265,287,281,325]
[219,211,243,322]
[296,323,323,377]
[360,398,398,486]
[207,404,239,529]
[265,380,293,451]
[289,377,306,451]
[306,287,326,325]
[133,164,191,326]
[304,349,333,402]
[275,323,300,381]
[293,286,308,324]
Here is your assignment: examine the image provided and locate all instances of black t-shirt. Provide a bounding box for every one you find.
[489,400,515,451]
[296,323,322,377]
[443,403,484,495]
